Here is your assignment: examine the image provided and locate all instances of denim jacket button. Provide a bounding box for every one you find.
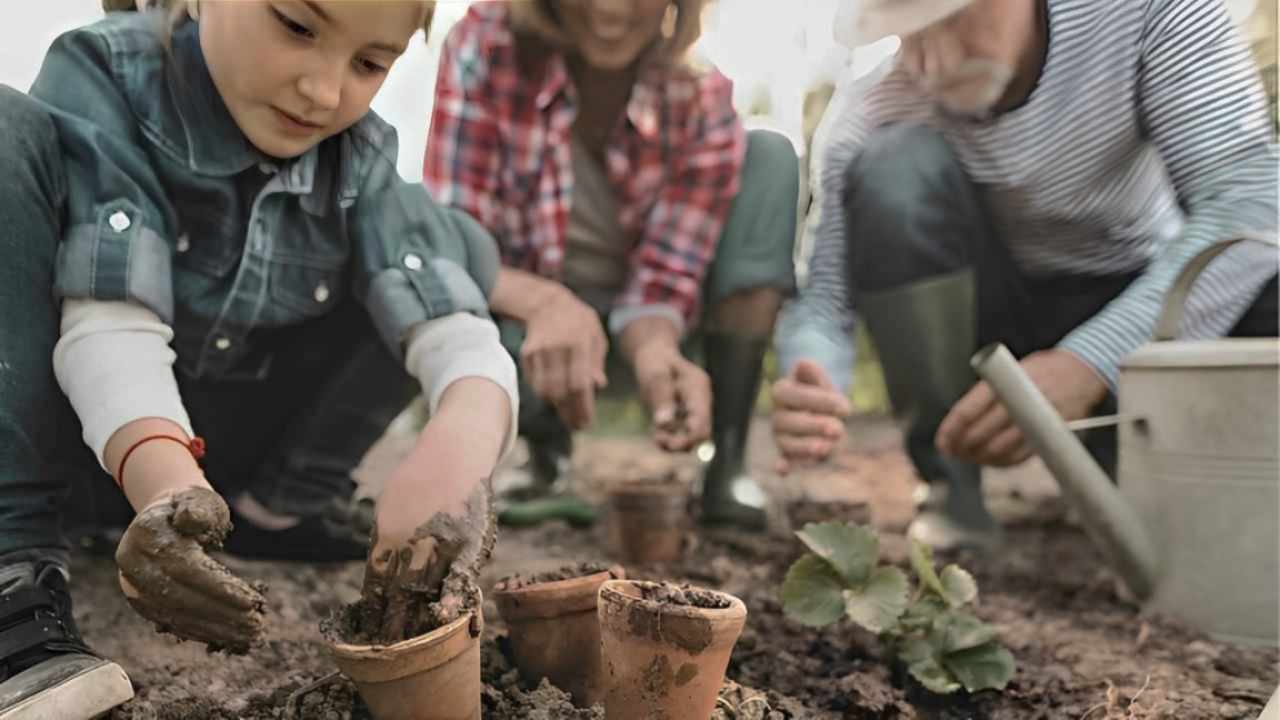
[403,253,424,271]
[313,283,331,303]
[108,211,131,233]
[214,337,232,351]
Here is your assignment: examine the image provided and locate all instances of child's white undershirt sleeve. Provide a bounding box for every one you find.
[53,298,194,471]
[54,300,519,470]
[403,312,519,459]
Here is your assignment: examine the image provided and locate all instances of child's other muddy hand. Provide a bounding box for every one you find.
[116,487,267,653]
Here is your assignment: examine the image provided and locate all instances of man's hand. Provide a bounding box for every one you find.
[771,360,851,475]
[521,287,608,431]
[116,487,267,653]
[632,342,712,452]
[936,349,1108,467]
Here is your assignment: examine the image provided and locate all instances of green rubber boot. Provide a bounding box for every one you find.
[698,333,770,531]
[496,435,599,528]
[859,270,1000,550]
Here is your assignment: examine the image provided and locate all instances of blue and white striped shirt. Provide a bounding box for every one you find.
[776,0,1278,391]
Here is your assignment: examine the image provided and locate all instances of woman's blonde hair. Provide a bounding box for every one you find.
[508,0,710,69]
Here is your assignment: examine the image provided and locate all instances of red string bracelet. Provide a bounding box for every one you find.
[114,435,207,490]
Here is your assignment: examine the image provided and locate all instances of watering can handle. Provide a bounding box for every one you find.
[1155,236,1279,341]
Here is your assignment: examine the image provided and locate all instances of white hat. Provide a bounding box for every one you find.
[835,0,975,47]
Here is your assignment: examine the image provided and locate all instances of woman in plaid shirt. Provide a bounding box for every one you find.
[425,1,799,530]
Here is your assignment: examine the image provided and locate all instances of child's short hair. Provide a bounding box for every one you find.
[101,1,437,47]
[508,0,710,69]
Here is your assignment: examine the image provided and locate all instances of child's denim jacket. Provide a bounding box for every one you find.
[28,12,499,379]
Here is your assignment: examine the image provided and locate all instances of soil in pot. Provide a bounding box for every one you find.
[598,580,746,720]
[607,479,689,564]
[493,562,625,707]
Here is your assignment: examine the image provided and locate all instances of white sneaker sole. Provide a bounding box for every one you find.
[0,660,133,720]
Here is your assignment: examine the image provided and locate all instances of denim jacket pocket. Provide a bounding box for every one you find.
[268,253,348,318]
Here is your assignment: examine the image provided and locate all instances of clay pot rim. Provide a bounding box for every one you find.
[493,565,625,599]
[598,579,746,621]
[329,611,474,660]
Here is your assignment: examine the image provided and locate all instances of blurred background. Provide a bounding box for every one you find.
[1,0,1273,423]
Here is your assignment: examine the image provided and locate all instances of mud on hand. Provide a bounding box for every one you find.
[358,480,496,644]
[115,487,267,654]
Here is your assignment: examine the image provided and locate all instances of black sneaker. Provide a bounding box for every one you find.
[0,561,133,719]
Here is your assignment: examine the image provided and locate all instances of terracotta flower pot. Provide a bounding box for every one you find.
[329,611,482,720]
[607,481,688,564]
[597,580,747,720]
[493,565,625,707]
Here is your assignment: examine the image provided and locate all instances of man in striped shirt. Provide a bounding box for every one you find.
[771,0,1278,548]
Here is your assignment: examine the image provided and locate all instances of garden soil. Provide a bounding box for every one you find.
[73,416,1276,719]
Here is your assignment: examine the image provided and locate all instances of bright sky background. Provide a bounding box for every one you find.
[1,1,1259,180]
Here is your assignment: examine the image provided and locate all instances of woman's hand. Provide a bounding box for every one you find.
[619,316,711,452]
[491,269,607,431]
[359,377,509,643]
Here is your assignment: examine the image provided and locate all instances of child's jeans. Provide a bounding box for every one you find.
[0,86,416,558]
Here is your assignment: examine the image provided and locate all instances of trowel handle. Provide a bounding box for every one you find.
[1156,236,1279,341]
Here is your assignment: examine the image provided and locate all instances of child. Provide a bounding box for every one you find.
[0,1,517,717]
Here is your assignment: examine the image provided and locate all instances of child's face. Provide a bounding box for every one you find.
[557,0,672,71]
[199,1,425,159]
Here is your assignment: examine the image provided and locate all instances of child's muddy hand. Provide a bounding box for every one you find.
[360,480,495,643]
[116,487,267,653]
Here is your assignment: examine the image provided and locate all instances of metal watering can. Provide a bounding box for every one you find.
[972,239,1279,645]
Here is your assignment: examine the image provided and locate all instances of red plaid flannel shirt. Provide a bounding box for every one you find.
[424,3,746,329]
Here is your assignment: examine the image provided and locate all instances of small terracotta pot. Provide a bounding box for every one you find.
[597,580,747,720]
[493,566,625,707]
[330,611,482,720]
[607,482,688,564]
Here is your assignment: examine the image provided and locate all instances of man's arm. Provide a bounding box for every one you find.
[774,66,881,393]
[1059,0,1279,387]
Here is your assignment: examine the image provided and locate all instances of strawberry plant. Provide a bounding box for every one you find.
[780,522,1015,695]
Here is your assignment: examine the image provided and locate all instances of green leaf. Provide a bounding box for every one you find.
[843,567,909,634]
[930,610,997,653]
[943,642,1016,693]
[908,656,963,695]
[796,522,878,585]
[896,636,934,666]
[781,554,848,627]
[939,565,978,608]
[899,594,947,632]
[909,540,946,598]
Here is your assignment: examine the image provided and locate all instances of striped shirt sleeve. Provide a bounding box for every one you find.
[774,64,887,390]
[1059,0,1279,385]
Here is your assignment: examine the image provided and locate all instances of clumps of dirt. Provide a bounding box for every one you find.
[495,562,622,591]
[712,681,811,720]
[613,472,683,492]
[482,634,604,719]
[785,497,872,531]
[637,581,733,609]
[482,679,604,720]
